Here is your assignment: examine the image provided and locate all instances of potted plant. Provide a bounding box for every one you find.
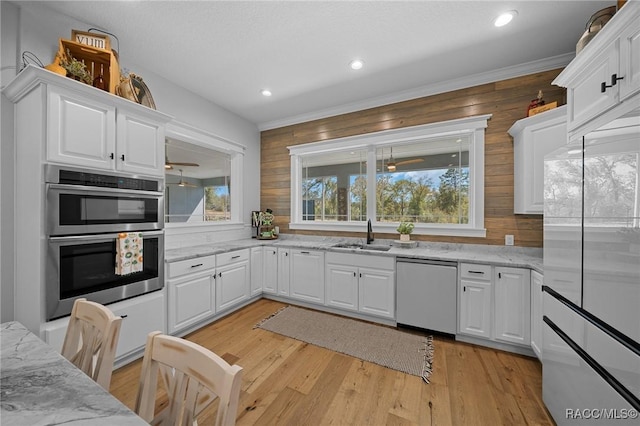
[397,221,414,241]
[57,48,93,85]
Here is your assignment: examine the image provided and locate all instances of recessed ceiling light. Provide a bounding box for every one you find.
[494,10,517,27]
[261,89,272,97]
[349,59,364,70]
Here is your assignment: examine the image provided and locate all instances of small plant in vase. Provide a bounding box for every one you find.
[57,49,93,85]
[397,222,414,242]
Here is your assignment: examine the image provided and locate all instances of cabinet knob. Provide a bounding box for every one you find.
[600,74,623,93]
[611,73,624,86]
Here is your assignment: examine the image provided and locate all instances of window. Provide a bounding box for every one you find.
[300,149,367,222]
[164,121,244,227]
[376,137,470,224]
[289,116,490,237]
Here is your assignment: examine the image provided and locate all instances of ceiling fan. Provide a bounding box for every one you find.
[164,154,199,170]
[166,169,197,188]
[386,147,424,172]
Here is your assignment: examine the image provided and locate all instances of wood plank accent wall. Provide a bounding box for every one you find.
[260,69,565,247]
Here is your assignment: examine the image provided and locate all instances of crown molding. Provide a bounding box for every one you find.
[258,53,574,131]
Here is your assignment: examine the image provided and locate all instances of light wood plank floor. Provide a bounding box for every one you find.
[110,299,555,425]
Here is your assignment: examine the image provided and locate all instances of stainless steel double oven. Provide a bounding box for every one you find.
[45,165,164,320]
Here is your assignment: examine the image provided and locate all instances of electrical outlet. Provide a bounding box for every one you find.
[505,235,514,246]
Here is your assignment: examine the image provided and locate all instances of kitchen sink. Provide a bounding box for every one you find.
[332,243,391,252]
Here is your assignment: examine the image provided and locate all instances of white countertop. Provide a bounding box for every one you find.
[165,235,543,273]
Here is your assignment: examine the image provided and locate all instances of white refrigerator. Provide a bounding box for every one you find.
[542,107,640,424]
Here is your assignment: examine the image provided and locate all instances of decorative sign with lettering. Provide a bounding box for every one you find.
[71,30,110,51]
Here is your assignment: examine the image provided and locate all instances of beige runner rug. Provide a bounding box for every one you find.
[255,306,434,383]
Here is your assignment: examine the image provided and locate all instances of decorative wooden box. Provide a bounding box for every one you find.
[57,38,120,94]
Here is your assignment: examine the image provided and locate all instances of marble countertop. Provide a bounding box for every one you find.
[0,321,146,426]
[166,235,543,273]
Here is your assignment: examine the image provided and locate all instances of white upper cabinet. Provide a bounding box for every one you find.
[5,66,171,177]
[116,109,165,175]
[553,2,640,137]
[47,86,117,170]
[619,19,640,100]
[509,106,567,214]
[48,89,168,176]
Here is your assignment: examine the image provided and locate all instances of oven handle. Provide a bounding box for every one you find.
[49,230,164,243]
[47,183,163,197]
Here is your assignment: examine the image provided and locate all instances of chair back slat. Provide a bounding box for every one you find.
[60,298,122,390]
[135,331,243,426]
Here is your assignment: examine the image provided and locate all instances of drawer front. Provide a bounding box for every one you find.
[460,263,492,281]
[217,249,250,267]
[167,255,216,279]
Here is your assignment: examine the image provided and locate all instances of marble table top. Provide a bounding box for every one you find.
[1,321,146,425]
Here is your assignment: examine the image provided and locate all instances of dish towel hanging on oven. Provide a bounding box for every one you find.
[115,232,143,275]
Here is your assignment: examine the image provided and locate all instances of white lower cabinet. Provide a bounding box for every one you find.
[290,249,325,305]
[168,273,216,334]
[530,270,544,359]
[43,290,166,361]
[325,264,359,311]
[358,267,395,319]
[167,254,217,334]
[263,248,278,294]
[494,267,531,346]
[277,248,291,296]
[459,279,492,339]
[459,263,532,350]
[216,249,250,312]
[324,252,395,320]
[110,291,166,358]
[250,246,264,296]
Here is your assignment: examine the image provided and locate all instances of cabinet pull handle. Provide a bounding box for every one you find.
[353,271,356,277]
[498,272,502,279]
[109,153,115,160]
[218,272,222,278]
[301,251,310,254]
[601,81,611,93]
[285,252,288,256]
[359,273,362,278]
[231,255,240,259]
[468,270,484,275]
[120,314,128,319]
[463,286,466,292]
[120,154,125,161]
[611,73,624,86]
[191,263,203,268]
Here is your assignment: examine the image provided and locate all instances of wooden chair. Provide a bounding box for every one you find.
[135,331,243,426]
[60,298,123,390]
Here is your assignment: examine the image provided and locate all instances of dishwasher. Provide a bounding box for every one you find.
[396,258,457,335]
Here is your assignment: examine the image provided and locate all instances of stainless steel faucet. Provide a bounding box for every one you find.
[367,219,374,244]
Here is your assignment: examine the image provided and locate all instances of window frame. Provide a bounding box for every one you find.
[164,120,245,231]
[288,115,491,237]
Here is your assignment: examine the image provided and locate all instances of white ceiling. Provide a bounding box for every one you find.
[23,1,613,129]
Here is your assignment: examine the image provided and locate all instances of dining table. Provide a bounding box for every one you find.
[1,321,146,425]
